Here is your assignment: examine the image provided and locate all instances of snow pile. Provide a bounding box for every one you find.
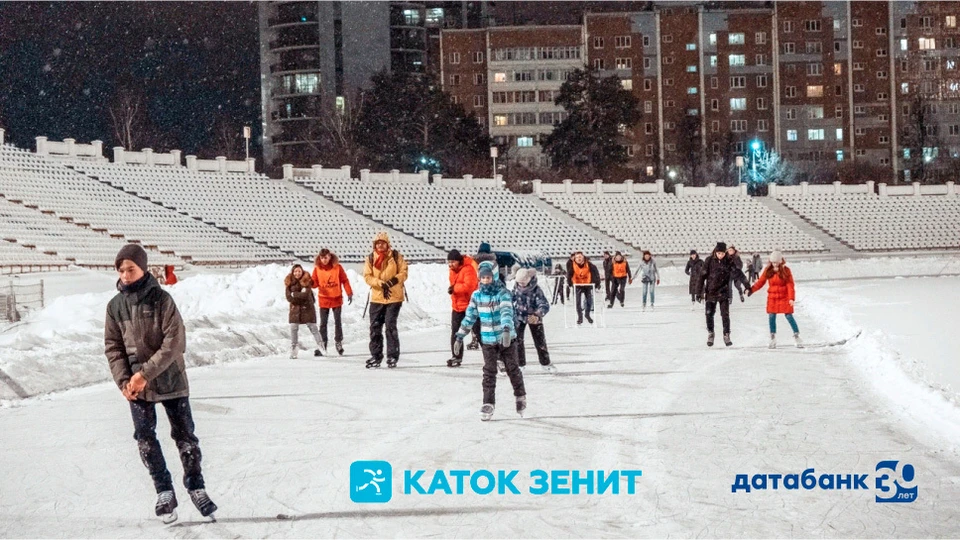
[0,263,450,401]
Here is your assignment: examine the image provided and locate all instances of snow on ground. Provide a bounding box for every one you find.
[1,257,959,536]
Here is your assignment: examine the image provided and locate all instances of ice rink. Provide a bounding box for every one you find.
[1,259,959,537]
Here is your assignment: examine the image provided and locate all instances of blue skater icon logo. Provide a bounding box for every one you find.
[875,460,917,503]
[350,460,392,503]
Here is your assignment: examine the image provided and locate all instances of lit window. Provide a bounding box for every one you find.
[807,85,824,97]
[709,33,717,45]
[494,72,506,83]
[729,54,745,66]
[709,55,718,67]
[517,136,534,147]
[947,15,957,28]
[729,33,745,45]
[686,65,697,73]
[687,87,698,94]
[808,106,824,119]
[808,129,825,141]
[494,115,508,126]
[402,9,421,25]
[686,43,696,51]
[836,150,844,161]
[787,130,798,141]
[919,38,936,50]
[900,38,908,51]
[616,57,632,70]
[834,63,842,75]
[731,98,746,110]
[836,128,843,141]
[621,79,633,90]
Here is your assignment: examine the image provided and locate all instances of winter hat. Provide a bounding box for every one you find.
[768,250,784,264]
[515,268,535,286]
[447,249,463,262]
[690,249,698,255]
[714,242,727,253]
[115,244,148,273]
[373,231,391,248]
[478,261,496,279]
[478,242,492,254]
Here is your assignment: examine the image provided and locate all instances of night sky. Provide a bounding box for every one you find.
[0,1,261,159]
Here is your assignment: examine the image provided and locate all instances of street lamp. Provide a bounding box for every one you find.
[490,146,498,179]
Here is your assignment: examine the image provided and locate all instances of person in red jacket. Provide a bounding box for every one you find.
[163,265,178,286]
[447,249,479,367]
[311,249,353,356]
[748,250,802,349]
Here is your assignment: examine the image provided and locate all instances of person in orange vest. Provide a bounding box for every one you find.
[606,251,632,308]
[446,249,478,367]
[566,251,601,325]
[311,248,353,356]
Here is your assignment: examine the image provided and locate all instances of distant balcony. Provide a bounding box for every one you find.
[268,13,318,27]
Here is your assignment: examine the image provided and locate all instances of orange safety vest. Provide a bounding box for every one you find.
[612,261,628,278]
[571,263,592,284]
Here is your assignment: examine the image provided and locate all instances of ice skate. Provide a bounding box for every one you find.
[386,357,398,368]
[335,341,344,355]
[365,357,382,369]
[289,345,298,359]
[542,364,558,373]
[480,403,494,421]
[155,490,178,524]
[607,302,613,309]
[576,314,583,325]
[585,314,593,324]
[497,360,506,375]
[316,341,327,356]
[466,338,480,350]
[724,333,732,347]
[794,332,803,348]
[188,488,217,519]
[707,332,715,347]
[642,304,646,312]
[314,348,323,357]
[516,395,526,417]
[446,357,462,367]
[769,333,777,349]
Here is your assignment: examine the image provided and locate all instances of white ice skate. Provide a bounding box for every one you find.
[769,333,776,349]
[542,364,558,373]
[289,345,298,359]
[794,333,803,348]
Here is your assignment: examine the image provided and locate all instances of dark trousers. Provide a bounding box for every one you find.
[451,309,466,359]
[471,320,481,342]
[551,277,565,305]
[731,278,744,295]
[480,342,525,405]
[319,306,343,344]
[369,302,402,360]
[609,277,627,305]
[515,321,551,366]
[705,299,731,334]
[575,286,594,317]
[604,276,612,301]
[129,397,204,493]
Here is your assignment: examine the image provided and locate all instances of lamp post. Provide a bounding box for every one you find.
[736,155,744,184]
[243,126,251,162]
[751,140,761,176]
[490,146,498,179]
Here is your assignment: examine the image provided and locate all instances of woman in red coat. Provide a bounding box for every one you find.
[749,250,802,349]
[311,249,353,355]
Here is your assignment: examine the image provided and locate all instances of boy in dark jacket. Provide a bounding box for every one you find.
[567,252,602,325]
[104,244,216,522]
[512,268,555,372]
[696,242,750,347]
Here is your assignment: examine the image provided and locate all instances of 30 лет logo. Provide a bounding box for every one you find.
[875,460,917,503]
[350,460,392,503]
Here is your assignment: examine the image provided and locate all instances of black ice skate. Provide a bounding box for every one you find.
[335,341,344,355]
[386,357,398,368]
[466,338,480,350]
[585,314,593,324]
[189,488,217,519]
[516,395,526,417]
[707,332,715,347]
[446,358,462,367]
[155,490,178,524]
[365,357,382,369]
[723,333,732,347]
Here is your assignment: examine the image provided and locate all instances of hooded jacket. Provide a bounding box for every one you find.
[512,273,550,321]
[363,232,408,304]
[458,261,517,345]
[449,255,479,313]
[568,257,601,286]
[312,252,353,309]
[685,256,704,295]
[285,268,318,324]
[105,273,188,402]
[750,262,796,314]
[697,253,750,302]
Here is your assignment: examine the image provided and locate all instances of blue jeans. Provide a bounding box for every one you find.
[642,281,655,305]
[768,313,799,334]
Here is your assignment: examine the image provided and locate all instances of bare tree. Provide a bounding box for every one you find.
[675,110,703,185]
[899,91,942,184]
[108,93,144,150]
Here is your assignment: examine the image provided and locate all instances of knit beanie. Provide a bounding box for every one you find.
[515,268,535,286]
[714,242,727,253]
[478,261,495,279]
[769,250,784,264]
[115,244,148,273]
[478,242,492,254]
[447,249,463,262]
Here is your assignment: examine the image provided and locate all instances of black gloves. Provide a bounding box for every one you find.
[696,294,703,303]
[347,295,353,305]
[385,277,399,288]
[448,285,454,295]
[594,283,601,291]
[382,284,392,300]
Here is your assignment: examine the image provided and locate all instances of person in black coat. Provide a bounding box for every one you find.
[696,242,750,347]
[567,252,602,325]
[684,250,704,309]
[601,251,613,303]
[727,245,746,302]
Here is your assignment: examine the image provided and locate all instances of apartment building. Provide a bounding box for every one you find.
[441,1,960,182]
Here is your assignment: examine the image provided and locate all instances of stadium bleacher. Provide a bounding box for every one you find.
[542,192,825,255]
[0,145,288,265]
[296,177,616,257]
[68,163,443,262]
[778,193,960,251]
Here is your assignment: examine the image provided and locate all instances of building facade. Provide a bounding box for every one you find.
[441,1,960,183]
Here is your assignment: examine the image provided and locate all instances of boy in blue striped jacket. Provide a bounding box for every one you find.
[456,261,527,421]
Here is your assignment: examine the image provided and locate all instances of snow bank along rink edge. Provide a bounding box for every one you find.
[0,263,450,402]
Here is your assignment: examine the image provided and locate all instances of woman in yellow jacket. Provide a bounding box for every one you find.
[363,232,408,368]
